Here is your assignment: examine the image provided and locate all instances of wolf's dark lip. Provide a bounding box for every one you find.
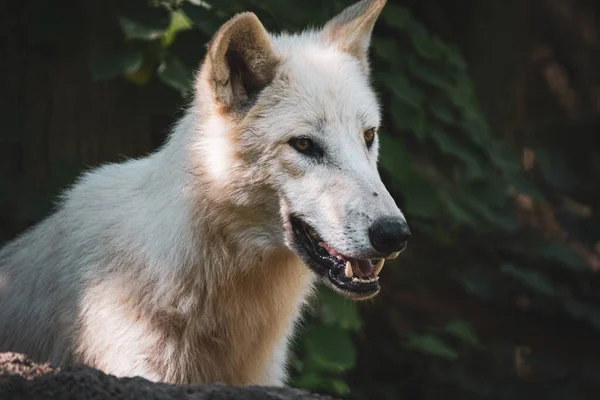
[289,215,381,300]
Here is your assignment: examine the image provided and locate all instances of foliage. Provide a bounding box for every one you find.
[3,0,600,399]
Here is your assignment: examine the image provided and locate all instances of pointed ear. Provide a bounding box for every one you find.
[206,13,279,113]
[321,0,386,73]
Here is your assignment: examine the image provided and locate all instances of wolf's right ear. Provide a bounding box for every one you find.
[322,0,386,74]
[205,13,279,114]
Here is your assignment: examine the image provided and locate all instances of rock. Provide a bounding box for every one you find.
[0,352,334,400]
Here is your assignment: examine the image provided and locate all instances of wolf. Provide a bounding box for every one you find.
[0,0,409,386]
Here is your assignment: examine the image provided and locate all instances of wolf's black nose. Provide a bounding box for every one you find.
[368,217,411,254]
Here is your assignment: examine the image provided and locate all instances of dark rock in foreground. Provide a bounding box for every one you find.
[0,352,334,400]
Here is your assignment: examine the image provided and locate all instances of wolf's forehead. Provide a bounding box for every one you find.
[270,44,380,128]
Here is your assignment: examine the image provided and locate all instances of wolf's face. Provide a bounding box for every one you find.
[199,0,408,300]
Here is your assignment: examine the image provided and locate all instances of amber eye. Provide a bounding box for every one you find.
[364,128,376,148]
[289,137,314,153]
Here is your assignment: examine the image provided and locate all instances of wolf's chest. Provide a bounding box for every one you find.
[175,255,315,385]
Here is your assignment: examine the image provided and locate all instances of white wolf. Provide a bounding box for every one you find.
[0,0,409,386]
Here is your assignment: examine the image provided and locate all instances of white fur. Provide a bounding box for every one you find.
[0,0,401,385]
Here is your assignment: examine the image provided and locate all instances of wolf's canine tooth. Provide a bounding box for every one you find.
[374,259,385,276]
[344,261,353,278]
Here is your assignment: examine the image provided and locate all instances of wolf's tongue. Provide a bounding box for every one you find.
[320,242,374,277]
[354,259,374,277]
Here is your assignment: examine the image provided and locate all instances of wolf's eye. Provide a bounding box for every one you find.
[364,128,376,148]
[289,137,314,153]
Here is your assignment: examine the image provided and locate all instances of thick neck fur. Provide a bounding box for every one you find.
[73,107,315,384]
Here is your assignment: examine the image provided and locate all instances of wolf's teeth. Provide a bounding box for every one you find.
[387,251,400,259]
[374,259,385,276]
[352,277,359,283]
[344,261,353,278]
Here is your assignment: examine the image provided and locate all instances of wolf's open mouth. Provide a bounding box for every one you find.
[289,216,382,300]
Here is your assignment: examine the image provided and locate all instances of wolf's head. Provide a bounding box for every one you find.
[193,0,409,300]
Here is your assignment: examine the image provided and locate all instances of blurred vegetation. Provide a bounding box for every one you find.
[2,0,600,398]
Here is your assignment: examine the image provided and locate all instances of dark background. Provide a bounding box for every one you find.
[2,0,600,398]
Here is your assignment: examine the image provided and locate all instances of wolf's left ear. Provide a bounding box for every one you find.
[322,0,386,73]
[206,12,279,113]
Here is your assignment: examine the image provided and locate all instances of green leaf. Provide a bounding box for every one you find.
[535,243,587,271]
[377,73,425,109]
[389,99,427,140]
[291,372,328,391]
[379,136,412,181]
[161,10,193,48]
[429,97,455,124]
[373,39,401,65]
[487,141,520,174]
[444,319,483,348]
[330,379,351,395]
[167,28,209,67]
[458,189,510,227]
[181,2,223,36]
[157,57,195,96]
[500,264,555,295]
[444,44,468,70]
[408,57,455,94]
[381,5,412,29]
[406,334,458,360]
[429,128,483,180]
[318,287,362,331]
[394,168,440,217]
[89,49,143,81]
[119,7,171,40]
[439,192,479,227]
[458,269,495,301]
[291,373,350,395]
[304,326,356,372]
[411,33,444,60]
[534,147,577,190]
[400,172,441,218]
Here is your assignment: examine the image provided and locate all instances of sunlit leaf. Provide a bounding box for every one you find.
[161,10,193,48]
